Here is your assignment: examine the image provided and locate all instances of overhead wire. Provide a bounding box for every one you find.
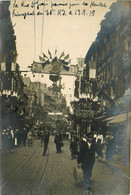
[34,0,36,60]
[41,0,45,55]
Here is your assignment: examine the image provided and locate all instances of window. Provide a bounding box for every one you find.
[33,75,35,77]
[24,74,27,76]
[41,75,44,78]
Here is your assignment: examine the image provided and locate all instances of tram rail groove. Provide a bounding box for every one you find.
[35,148,49,195]
[2,142,41,189]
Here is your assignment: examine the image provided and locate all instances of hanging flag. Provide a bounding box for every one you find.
[39,56,46,62]
[59,51,65,59]
[64,58,71,64]
[45,60,50,64]
[1,62,6,71]
[43,53,48,59]
[63,65,69,71]
[60,60,68,65]
[64,54,69,60]
[54,49,57,59]
[48,49,52,59]
[55,49,57,54]
[52,56,57,62]
[68,59,71,64]
[11,62,16,71]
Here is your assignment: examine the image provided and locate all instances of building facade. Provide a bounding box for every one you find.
[84,1,131,165]
[0,1,29,130]
[84,2,131,108]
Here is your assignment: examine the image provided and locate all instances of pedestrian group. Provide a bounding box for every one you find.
[1,126,115,193]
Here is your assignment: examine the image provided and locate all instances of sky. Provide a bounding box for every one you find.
[9,0,116,70]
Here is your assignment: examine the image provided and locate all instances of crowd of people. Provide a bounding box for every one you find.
[1,127,68,154]
[1,126,115,193]
[38,128,115,193]
[1,127,28,152]
[1,127,115,161]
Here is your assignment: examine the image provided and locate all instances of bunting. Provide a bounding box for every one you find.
[52,57,57,62]
[63,65,70,71]
[60,60,68,65]
[48,49,52,59]
[68,59,71,64]
[55,49,57,54]
[36,50,71,73]
[39,56,46,62]
[64,54,69,60]
[43,53,48,59]
[59,51,65,59]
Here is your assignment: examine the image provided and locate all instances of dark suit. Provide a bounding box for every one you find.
[77,140,96,189]
[43,132,50,155]
[54,133,62,153]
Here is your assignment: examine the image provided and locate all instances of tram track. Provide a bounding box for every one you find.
[1,142,41,189]
[35,148,50,195]
[2,138,53,195]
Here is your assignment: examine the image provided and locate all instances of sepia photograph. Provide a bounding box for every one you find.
[0,0,130,194]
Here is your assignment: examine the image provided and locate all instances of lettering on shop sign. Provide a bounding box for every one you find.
[11,0,107,19]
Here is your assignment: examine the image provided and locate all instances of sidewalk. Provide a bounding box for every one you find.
[106,154,129,173]
[98,151,130,180]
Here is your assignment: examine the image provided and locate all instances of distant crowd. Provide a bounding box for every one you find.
[1,127,70,153]
[1,127,115,162]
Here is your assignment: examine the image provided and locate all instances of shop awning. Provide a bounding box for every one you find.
[94,115,115,121]
[102,116,115,122]
[107,112,131,126]
[94,115,106,120]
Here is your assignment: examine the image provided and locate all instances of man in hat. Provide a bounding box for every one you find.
[54,132,63,153]
[77,133,98,191]
[42,130,50,156]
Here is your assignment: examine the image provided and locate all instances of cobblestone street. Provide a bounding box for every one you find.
[1,136,129,195]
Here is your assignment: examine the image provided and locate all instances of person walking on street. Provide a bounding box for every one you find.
[43,130,50,156]
[14,129,19,148]
[22,128,27,146]
[70,136,78,160]
[1,130,7,151]
[54,132,62,153]
[17,129,21,147]
[6,129,12,152]
[10,129,15,149]
[96,138,103,159]
[77,134,98,192]
[40,130,44,147]
[27,130,33,147]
